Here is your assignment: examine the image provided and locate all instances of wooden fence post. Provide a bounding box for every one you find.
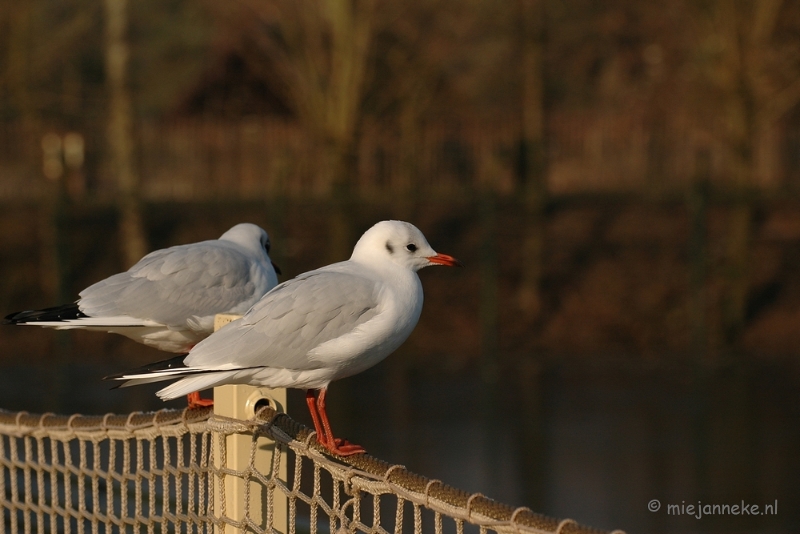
[212,314,288,533]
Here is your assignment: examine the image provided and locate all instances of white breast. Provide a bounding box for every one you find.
[308,265,423,382]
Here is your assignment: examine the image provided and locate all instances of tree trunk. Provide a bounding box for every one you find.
[322,0,374,261]
[104,0,148,267]
[721,79,756,349]
[688,150,710,362]
[327,129,360,262]
[517,0,548,316]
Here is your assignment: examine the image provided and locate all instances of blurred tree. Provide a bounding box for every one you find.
[223,1,376,183]
[517,0,548,316]
[213,0,376,258]
[104,0,148,266]
[366,0,459,197]
[176,50,292,117]
[2,0,104,127]
[3,2,36,162]
[128,0,211,117]
[1,0,209,196]
[685,0,800,346]
[514,0,549,512]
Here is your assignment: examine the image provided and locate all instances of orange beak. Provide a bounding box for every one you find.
[427,253,463,267]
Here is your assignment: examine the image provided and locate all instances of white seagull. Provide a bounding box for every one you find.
[5,222,280,355]
[109,220,461,456]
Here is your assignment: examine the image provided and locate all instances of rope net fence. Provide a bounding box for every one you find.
[0,405,624,534]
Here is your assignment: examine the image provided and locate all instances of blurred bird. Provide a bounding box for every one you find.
[5,223,281,405]
[109,220,461,456]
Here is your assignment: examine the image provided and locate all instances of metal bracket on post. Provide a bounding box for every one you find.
[212,314,289,533]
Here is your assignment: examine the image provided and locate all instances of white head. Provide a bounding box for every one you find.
[350,220,461,272]
[219,223,282,275]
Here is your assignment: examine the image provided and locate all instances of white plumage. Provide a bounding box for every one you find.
[5,223,279,353]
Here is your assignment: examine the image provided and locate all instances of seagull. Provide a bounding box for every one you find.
[108,220,461,456]
[5,223,280,405]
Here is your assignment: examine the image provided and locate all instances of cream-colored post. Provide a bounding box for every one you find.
[212,314,289,534]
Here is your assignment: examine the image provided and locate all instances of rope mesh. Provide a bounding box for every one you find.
[0,406,624,534]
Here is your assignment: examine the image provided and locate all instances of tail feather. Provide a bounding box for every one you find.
[103,354,189,380]
[105,355,249,395]
[4,303,86,324]
[106,354,203,389]
[114,375,190,389]
[156,371,242,400]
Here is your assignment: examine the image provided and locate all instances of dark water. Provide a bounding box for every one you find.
[345,357,800,534]
[1,347,797,534]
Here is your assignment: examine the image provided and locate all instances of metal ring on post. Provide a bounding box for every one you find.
[245,388,285,419]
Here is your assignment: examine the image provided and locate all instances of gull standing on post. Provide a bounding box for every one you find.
[4,222,280,353]
[109,220,461,456]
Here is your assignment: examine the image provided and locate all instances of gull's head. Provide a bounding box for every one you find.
[351,220,462,272]
[219,223,281,275]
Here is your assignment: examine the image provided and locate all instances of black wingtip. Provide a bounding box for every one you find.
[5,303,87,324]
[3,311,21,324]
[103,371,126,381]
[103,354,189,381]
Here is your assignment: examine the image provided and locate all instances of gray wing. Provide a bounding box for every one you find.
[183,267,381,371]
[78,241,270,326]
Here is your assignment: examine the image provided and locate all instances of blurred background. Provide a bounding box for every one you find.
[1,0,800,532]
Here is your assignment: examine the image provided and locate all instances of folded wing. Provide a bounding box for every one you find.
[183,267,382,372]
[78,241,268,327]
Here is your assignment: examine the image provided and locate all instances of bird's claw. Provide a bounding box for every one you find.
[314,435,365,456]
[327,438,366,456]
[187,391,214,409]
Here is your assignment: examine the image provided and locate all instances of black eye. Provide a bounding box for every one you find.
[265,241,271,253]
[406,244,417,252]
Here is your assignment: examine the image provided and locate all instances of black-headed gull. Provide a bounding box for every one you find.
[109,220,461,456]
[4,223,280,354]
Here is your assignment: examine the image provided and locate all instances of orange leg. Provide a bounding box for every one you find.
[187,391,214,409]
[306,390,328,443]
[306,388,365,456]
[181,345,214,409]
